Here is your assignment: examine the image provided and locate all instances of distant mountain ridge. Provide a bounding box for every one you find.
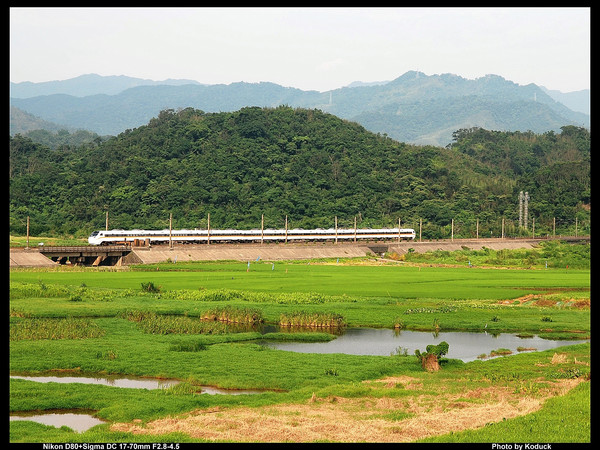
[10,72,589,146]
[345,76,590,115]
[539,86,590,116]
[10,73,203,98]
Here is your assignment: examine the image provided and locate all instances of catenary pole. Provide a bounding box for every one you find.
[169,213,172,249]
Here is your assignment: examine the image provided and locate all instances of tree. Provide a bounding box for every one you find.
[9,108,590,237]
[414,341,449,372]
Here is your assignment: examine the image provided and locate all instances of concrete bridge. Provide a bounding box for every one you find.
[10,245,131,267]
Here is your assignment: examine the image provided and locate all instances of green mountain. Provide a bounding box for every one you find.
[10,106,73,135]
[9,107,590,238]
[10,106,109,148]
[10,72,589,147]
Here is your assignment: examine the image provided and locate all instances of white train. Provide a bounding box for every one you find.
[88,228,416,245]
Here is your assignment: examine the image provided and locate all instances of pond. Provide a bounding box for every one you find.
[10,410,105,433]
[260,328,589,362]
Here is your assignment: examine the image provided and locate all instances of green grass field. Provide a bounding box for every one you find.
[10,259,589,299]
[9,247,591,443]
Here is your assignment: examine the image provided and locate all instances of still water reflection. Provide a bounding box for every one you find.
[261,328,588,362]
[10,411,105,433]
[10,374,178,389]
[10,374,267,395]
[9,374,267,432]
[10,329,587,433]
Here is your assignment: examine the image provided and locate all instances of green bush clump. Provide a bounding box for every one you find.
[10,281,137,302]
[402,241,590,269]
[10,281,72,299]
[159,288,354,305]
[141,281,161,293]
[169,341,208,352]
[404,305,457,314]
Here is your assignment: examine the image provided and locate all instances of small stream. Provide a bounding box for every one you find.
[10,374,267,394]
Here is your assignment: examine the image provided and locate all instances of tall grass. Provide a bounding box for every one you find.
[199,305,263,324]
[279,311,346,328]
[121,307,263,335]
[121,310,230,335]
[10,317,105,341]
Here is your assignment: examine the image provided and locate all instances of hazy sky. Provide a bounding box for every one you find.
[10,7,590,93]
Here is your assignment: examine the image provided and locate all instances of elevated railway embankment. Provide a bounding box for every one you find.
[9,236,588,267]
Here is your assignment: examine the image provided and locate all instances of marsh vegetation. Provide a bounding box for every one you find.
[9,242,590,443]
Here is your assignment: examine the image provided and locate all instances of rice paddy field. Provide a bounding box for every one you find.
[9,241,591,443]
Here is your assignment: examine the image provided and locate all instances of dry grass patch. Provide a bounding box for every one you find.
[551,352,568,364]
[501,292,590,309]
[362,375,423,390]
[110,378,583,443]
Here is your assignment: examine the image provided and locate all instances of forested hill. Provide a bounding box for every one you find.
[9,107,590,238]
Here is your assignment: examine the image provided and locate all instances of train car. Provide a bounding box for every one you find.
[88,227,416,245]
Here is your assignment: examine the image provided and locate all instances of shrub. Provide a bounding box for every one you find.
[414,341,449,372]
[141,281,161,293]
